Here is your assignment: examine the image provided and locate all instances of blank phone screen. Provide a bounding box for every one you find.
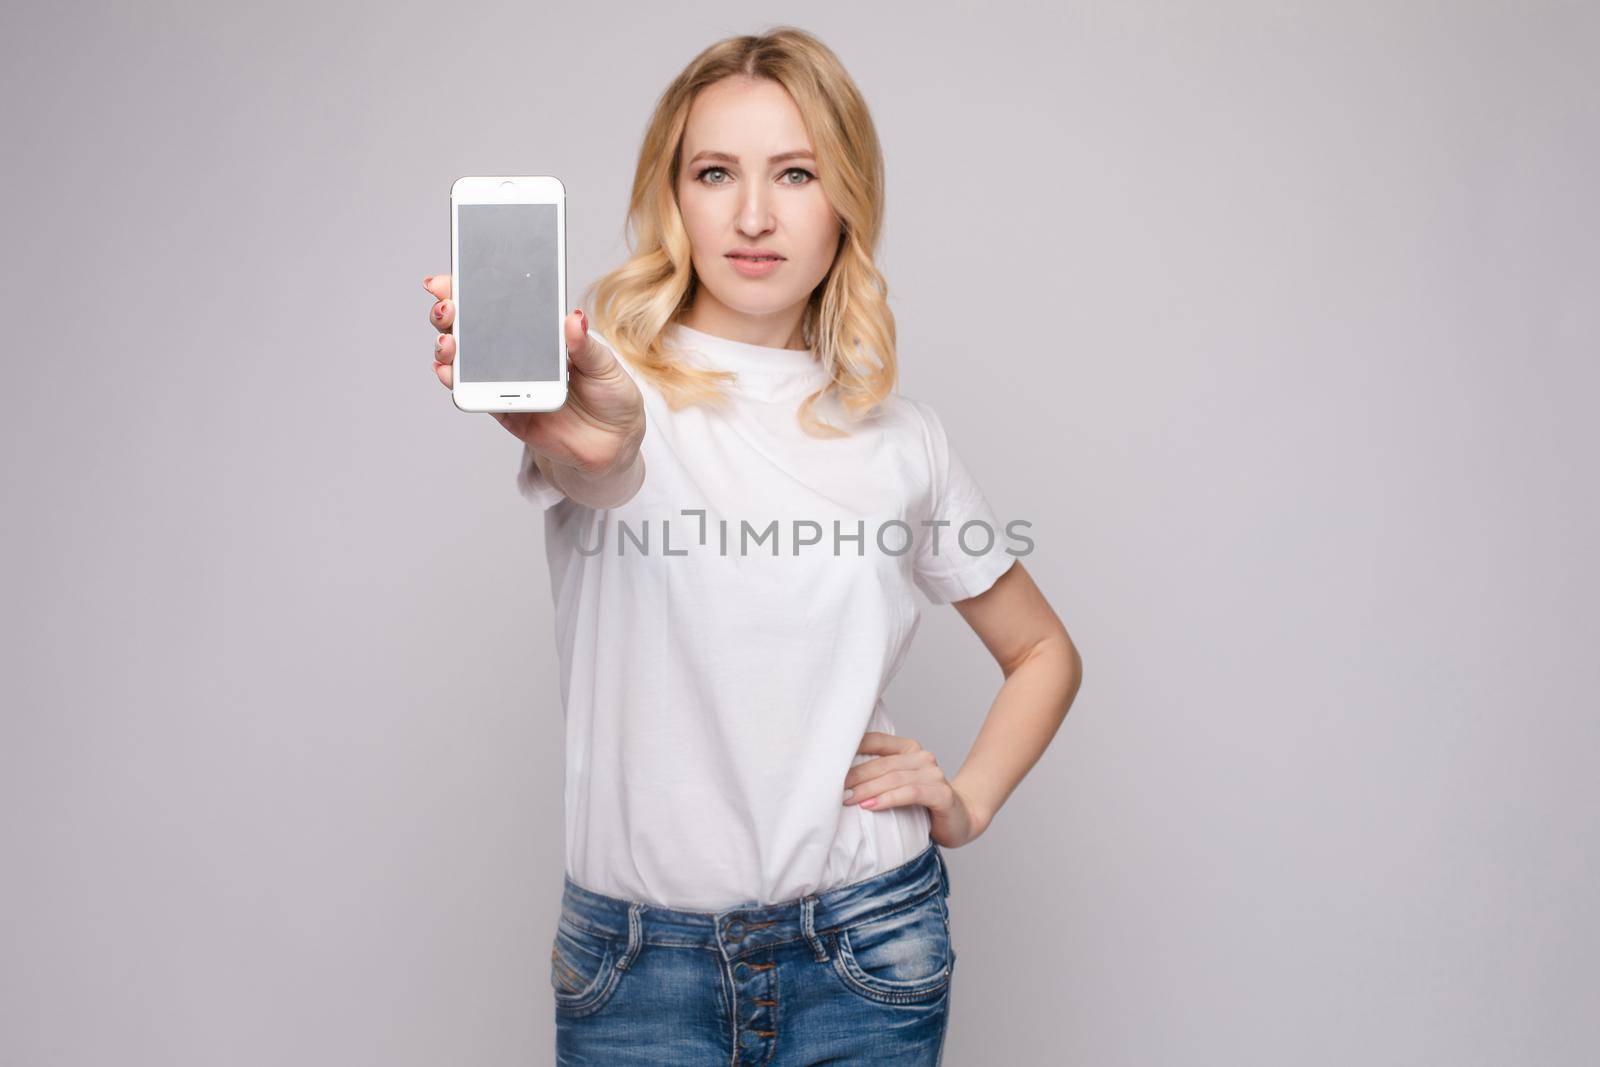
[456,203,560,383]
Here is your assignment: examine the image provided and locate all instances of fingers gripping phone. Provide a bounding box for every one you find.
[450,176,568,412]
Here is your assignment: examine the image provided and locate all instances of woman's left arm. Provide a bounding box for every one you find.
[843,560,1083,847]
[944,558,1082,842]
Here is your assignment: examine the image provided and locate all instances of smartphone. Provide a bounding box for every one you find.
[450,175,568,413]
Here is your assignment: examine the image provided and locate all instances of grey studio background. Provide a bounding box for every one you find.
[2,2,1596,1065]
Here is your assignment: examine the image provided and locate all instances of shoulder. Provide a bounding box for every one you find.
[871,393,945,460]
[826,393,947,498]
[811,391,947,466]
[842,391,936,437]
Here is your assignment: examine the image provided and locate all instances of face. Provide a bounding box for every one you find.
[675,75,842,347]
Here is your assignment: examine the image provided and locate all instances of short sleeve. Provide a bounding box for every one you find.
[911,401,1016,604]
[516,442,570,510]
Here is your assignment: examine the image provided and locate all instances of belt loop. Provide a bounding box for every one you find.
[618,902,645,970]
[800,894,829,963]
[933,842,951,898]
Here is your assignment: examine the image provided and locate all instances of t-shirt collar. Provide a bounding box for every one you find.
[666,321,829,400]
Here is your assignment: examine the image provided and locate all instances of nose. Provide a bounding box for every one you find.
[737,183,776,237]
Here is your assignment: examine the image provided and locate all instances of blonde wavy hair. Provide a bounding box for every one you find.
[578,26,896,438]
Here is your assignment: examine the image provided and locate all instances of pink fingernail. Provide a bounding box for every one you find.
[860,798,877,809]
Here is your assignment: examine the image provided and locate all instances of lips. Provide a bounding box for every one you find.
[726,250,785,277]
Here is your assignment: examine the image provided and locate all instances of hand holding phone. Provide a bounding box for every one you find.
[426,274,645,484]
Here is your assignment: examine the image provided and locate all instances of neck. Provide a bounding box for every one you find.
[678,299,807,351]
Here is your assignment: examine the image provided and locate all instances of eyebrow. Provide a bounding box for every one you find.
[686,149,815,165]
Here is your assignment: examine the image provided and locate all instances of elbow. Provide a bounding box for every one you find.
[1036,629,1084,712]
[1003,627,1078,680]
[1048,630,1083,692]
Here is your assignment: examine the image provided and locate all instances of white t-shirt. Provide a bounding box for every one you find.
[518,321,1015,911]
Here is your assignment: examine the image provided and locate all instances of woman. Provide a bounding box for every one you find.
[423,26,1082,1066]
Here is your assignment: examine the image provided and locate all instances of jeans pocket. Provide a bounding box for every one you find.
[830,889,954,1005]
[549,914,626,1017]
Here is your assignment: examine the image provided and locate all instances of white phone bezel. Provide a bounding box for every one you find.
[449,175,568,413]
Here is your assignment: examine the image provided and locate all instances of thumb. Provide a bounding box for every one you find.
[565,308,620,379]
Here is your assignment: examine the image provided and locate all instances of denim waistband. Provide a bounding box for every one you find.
[558,839,951,964]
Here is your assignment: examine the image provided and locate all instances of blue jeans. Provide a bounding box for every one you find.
[550,839,957,1065]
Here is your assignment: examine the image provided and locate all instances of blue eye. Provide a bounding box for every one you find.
[694,166,817,186]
